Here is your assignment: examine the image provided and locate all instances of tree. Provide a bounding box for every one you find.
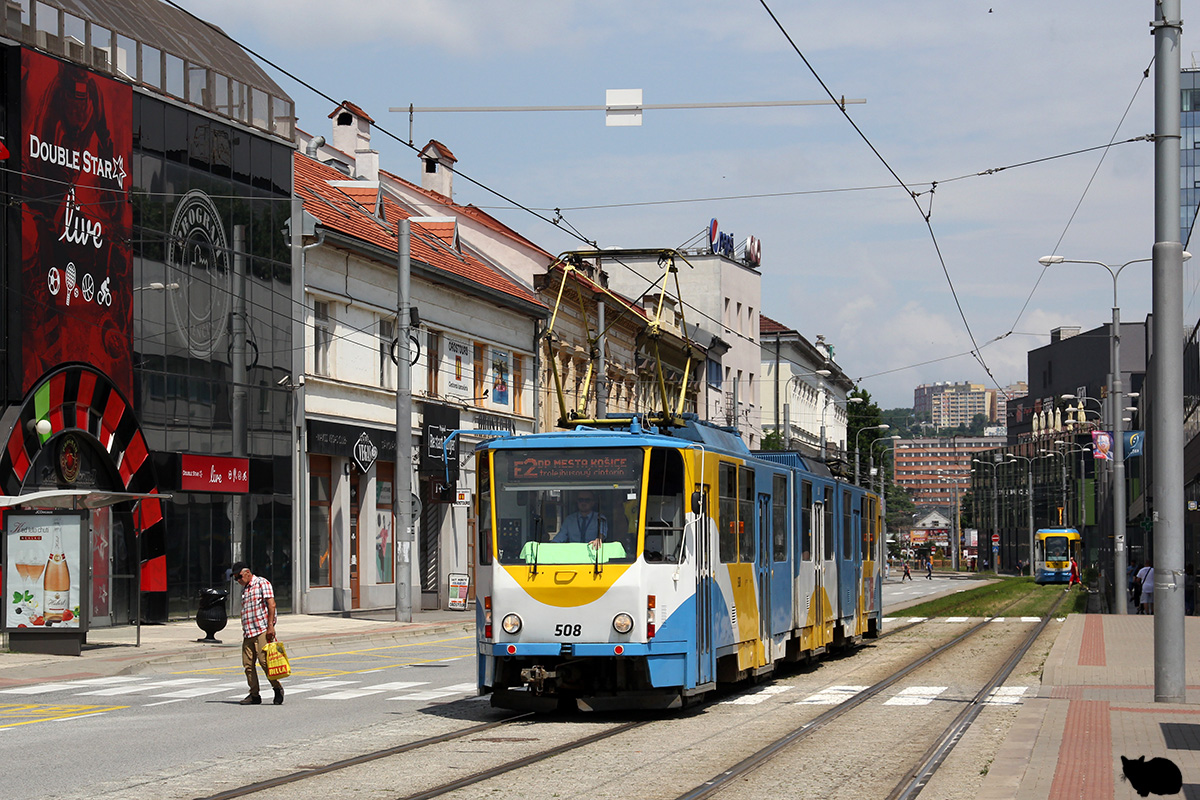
[886,481,916,534]
[760,431,785,451]
[847,388,886,483]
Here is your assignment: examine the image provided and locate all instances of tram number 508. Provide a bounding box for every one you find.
[554,624,582,637]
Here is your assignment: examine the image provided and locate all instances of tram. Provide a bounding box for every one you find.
[472,415,883,712]
[1033,527,1082,584]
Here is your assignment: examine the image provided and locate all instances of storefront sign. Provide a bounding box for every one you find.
[421,403,460,475]
[21,50,133,400]
[445,337,471,396]
[181,454,250,493]
[353,432,378,472]
[448,573,470,610]
[308,419,397,462]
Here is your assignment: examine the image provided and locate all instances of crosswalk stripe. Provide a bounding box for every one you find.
[984,686,1029,705]
[796,685,868,705]
[884,686,947,706]
[391,682,476,701]
[945,617,969,623]
[729,685,794,705]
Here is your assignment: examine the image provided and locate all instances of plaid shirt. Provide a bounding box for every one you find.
[240,575,275,638]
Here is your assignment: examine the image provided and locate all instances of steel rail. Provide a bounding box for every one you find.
[885,593,1068,800]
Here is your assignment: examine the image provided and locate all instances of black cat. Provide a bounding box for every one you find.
[1121,755,1183,797]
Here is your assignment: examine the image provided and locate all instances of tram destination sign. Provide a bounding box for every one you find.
[504,449,641,486]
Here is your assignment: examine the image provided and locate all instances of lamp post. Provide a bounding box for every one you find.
[875,435,902,569]
[972,458,1001,571]
[1054,441,1093,533]
[820,392,863,460]
[782,369,831,450]
[1007,454,1035,577]
[1038,448,1068,527]
[1044,253,1190,617]
[855,424,889,486]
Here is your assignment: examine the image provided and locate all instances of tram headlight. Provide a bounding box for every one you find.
[501,613,522,634]
[612,613,634,634]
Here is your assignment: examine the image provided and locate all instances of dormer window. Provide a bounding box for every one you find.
[425,158,438,174]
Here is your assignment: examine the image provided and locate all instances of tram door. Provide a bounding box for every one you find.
[757,493,773,664]
[812,500,826,643]
[695,485,714,686]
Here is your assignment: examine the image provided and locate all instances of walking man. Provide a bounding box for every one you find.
[925,557,933,579]
[901,561,912,582]
[233,561,284,705]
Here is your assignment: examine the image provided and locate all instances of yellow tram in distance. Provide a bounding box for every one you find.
[1034,528,1082,584]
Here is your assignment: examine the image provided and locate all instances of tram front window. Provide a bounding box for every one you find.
[493,449,643,566]
[1044,537,1069,562]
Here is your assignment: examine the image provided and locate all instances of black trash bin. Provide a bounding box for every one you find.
[196,587,229,643]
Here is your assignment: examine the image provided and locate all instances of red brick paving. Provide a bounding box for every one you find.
[1077,614,1106,666]
[1047,699,1113,800]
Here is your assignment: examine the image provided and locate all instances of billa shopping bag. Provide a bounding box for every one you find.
[265,641,290,680]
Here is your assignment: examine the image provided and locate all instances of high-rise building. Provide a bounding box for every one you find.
[1182,68,1200,245]
[914,382,992,429]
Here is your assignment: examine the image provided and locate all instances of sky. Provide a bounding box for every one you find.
[171,0,1197,410]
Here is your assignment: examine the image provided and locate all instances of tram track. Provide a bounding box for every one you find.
[192,599,1054,800]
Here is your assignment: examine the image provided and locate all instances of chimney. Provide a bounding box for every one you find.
[418,140,458,199]
[356,149,379,181]
[1050,326,1081,343]
[329,101,374,172]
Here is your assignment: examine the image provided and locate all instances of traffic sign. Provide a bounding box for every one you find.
[991,534,1000,545]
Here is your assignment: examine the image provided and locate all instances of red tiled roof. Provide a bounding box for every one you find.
[295,153,543,310]
[759,314,792,335]
[420,139,457,163]
[378,167,554,260]
[328,101,374,124]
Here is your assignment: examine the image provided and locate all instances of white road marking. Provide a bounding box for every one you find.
[391,682,476,701]
[945,617,969,623]
[983,686,1029,705]
[729,685,794,705]
[884,686,947,706]
[796,685,868,705]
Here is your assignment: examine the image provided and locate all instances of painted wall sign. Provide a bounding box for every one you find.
[21,50,133,399]
[445,337,471,396]
[181,454,250,493]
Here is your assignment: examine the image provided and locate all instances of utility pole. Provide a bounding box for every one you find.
[231,225,247,585]
[395,220,413,623]
[1152,0,1185,702]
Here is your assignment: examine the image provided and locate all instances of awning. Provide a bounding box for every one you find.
[0,490,172,510]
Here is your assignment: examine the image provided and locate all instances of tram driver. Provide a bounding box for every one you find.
[554,491,608,547]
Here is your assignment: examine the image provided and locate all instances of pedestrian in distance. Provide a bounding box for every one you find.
[925,557,933,580]
[1136,560,1155,616]
[232,561,284,705]
[1067,557,1081,590]
[902,562,912,582]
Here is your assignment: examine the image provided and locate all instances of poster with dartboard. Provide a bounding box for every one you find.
[20,49,133,401]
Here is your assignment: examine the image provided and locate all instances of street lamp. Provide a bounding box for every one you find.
[1038,448,1068,527]
[1055,441,1093,533]
[875,435,902,568]
[855,424,889,486]
[779,368,831,449]
[1043,253,1191,613]
[1006,454,1036,577]
[820,394,862,460]
[972,457,1002,571]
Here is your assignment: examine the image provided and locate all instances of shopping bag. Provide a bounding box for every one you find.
[264,641,290,680]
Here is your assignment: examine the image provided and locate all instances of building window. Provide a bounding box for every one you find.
[427,329,441,397]
[313,301,332,377]
[707,358,722,389]
[309,455,332,587]
[379,317,395,389]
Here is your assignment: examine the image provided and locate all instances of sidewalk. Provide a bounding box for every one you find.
[0,608,476,687]
[980,613,1200,799]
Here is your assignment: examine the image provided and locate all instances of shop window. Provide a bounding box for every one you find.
[376,462,395,583]
[309,456,332,588]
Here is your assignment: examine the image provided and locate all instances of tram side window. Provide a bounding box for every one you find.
[478,454,492,565]
[823,490,834,561]
[645,448,686,563]
[718,463,737,563]
[772,475,787,563]
[801,481,813,561]
[861,496,871,564]
[738,466,755,563]
[842,490,853,561]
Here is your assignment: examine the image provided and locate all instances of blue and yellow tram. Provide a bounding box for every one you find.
[473,416,883,712]
[1034,527,1082,584]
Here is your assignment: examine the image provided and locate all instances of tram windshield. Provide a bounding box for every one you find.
[492,448,644,566]
[1043,536,1070,562]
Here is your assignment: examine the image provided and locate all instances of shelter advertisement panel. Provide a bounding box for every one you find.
[20,49,133,399]
[5,512,83,630]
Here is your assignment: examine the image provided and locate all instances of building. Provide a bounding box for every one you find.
[758,315,855,459]
[0,0,298,626]
[913,382,993,429]
[894,436,1006,507]
[1182,67,1200,246]
[601,219,762,445]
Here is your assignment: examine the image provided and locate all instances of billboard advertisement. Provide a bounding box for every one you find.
[5,512,83,630]
[21,49,133,400]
